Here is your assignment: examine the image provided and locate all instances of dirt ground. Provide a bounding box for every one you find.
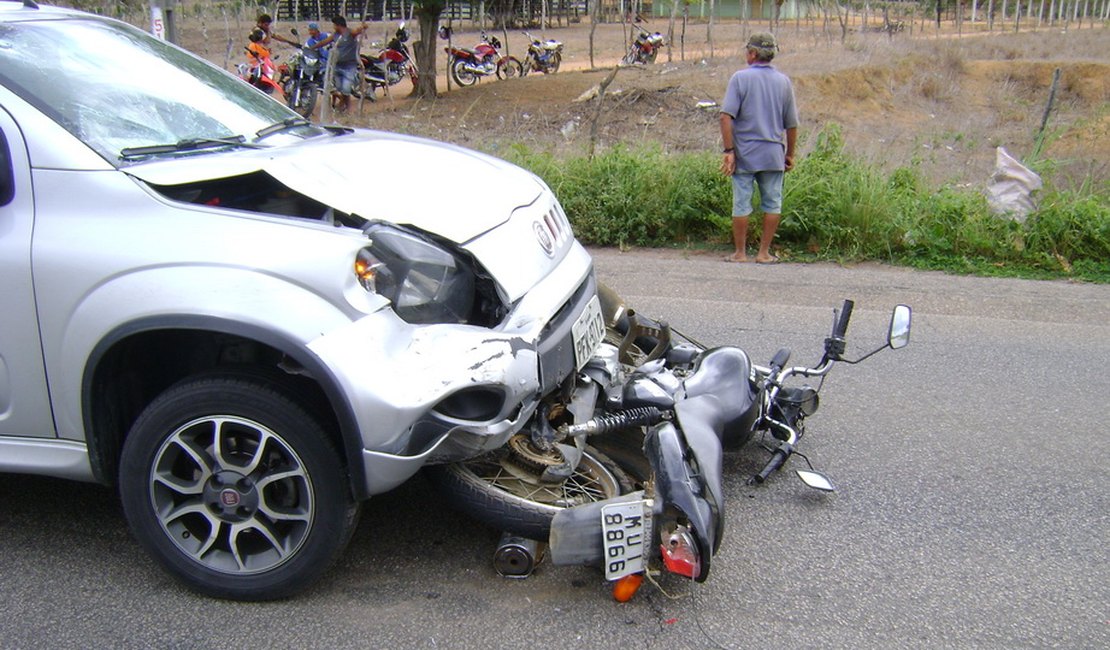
[194,19,1110,189]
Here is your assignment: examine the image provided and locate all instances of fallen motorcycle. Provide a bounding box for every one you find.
[622,25,666,65]
[443,30,523,86]
[427,288,911,598]
[521,30,563,75]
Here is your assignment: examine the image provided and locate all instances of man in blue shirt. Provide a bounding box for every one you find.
[305,22,330,66]
[719,32,799,264]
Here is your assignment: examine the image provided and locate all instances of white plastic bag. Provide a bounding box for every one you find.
[986,147,1042,222]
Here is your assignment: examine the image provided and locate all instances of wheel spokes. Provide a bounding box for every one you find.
[150,415,314,576]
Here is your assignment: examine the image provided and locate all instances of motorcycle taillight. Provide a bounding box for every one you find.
[660,525,701,579]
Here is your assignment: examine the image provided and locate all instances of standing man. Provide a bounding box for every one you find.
[720,32,798,264]
[309,16,368,114]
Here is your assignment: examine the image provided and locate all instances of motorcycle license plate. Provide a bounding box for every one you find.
[572,294,605,370]
[601,500,651,581]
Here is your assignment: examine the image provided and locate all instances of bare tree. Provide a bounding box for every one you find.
[667,0,681,63]
[706,0,715,59]
[411,0,445,98]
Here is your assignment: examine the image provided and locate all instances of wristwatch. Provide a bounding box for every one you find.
[722,147,734,153]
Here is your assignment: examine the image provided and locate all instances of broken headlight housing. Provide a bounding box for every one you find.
[355,225,504,326]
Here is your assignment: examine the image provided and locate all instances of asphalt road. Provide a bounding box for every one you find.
[1,248,1106,649]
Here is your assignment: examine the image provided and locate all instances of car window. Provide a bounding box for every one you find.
[0,127,12,206]
[0,17,297,166]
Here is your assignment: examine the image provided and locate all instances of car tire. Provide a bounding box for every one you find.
[424,446,632,541]
[118,369,359,601]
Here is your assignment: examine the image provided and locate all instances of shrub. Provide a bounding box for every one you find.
[502,127,1109,282]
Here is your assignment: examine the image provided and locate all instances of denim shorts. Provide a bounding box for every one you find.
[334,64,358,95]
[731,170,784,216]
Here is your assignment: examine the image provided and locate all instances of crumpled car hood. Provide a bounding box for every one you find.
[125,129,546,244]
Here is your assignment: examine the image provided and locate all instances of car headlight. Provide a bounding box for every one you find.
[354,225,481,325]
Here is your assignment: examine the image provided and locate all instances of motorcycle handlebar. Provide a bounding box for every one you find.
[769,347,791,373]
[832,299,854,338]
[753,448,789,483]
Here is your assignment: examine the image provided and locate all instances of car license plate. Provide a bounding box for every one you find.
[601,500,651,581]
[572,294,605,370]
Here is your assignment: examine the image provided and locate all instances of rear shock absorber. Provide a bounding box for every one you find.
[558,407,670,437]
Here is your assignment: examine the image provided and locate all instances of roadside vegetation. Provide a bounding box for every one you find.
[505,126,1110,282]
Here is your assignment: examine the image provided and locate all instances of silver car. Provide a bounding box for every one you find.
[0,2,606,599]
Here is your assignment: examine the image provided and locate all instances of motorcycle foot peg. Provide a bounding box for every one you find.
[493,533,544,578]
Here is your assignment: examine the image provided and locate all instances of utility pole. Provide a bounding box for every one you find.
[150,0,181,45]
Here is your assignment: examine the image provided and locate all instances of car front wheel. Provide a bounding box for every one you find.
[119,370,359,601]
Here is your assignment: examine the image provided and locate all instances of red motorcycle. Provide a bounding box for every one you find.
[359,21,419,99]
[443,29,523,87]
[238,29,284,100]
[623,25,666,65]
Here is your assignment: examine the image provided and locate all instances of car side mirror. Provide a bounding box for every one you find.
[888,304,911,349]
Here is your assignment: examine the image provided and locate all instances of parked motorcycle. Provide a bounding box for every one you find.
[238,29,284,100]
[359,21,419,98]
[277,30,325,117]
[444,30,523,87]
[428,288,911,598]
[623,25,666,65]
[521,31,563,75]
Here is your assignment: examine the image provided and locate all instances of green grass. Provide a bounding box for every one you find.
[502,126,1110,283]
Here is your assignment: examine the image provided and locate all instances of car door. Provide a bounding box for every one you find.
[0,104,55,438]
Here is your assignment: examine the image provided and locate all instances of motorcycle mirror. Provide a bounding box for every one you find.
[290,28,299,36]
[888,304,912,349]
[795,469,836,492]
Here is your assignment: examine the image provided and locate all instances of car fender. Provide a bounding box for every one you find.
[58,264,359,444]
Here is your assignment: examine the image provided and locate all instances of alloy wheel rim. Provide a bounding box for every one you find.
[148,416,314,575]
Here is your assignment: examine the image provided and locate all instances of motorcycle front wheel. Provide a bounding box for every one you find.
[425,444,632,540]
[496,56,523,80]
[293,83,317,117]
[450,58,478,87]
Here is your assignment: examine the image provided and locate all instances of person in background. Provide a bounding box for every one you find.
[255,13,296,48]
[244,27,283,100]
[309,15,368,114]
[304,22,330,66]
[719,32,799,264]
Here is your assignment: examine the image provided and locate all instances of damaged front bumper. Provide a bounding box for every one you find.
[307,243,599,496]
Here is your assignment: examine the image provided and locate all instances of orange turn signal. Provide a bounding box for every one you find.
[612,572,644,603]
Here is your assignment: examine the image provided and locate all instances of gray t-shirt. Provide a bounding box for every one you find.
[334,30,358,68]
[720,64,799,173]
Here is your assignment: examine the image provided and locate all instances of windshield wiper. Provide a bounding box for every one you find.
[255,117,353,141]
[255,117,315,140]
[120,136,263,160]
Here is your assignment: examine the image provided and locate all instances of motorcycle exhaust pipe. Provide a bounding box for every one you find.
[493,533,543,578]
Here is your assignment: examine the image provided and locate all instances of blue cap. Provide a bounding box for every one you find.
[307,22,319,30]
